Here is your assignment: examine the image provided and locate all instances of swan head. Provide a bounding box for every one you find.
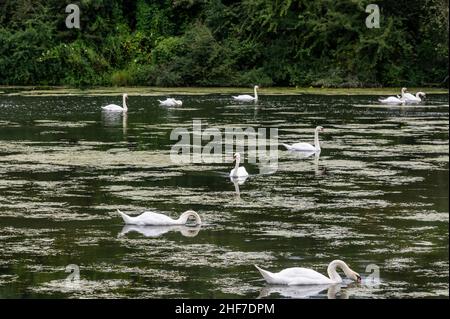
[316,126,324,132]
[233,152,241,162]
[254,85,259,89]
[349,270,361,283]
[417,92,426,98]
[342,264,361,283]
[401,87,407,93]
[180,210,202,226]
[123,93,129,101]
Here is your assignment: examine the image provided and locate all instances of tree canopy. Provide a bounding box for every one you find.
[0,0,448,87]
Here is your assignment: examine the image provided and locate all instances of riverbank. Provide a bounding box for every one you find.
[0,86,448,96]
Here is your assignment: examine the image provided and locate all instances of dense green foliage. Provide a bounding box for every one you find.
[0,0,448,87]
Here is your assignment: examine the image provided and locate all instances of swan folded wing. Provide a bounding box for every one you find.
[403,93,418,101]
[403,93,414,100]
[237,167,248,176]
[278,268,333,285]
[102,104,123,111]
[233,95,254,101]
[230,167,248,178]
[132,212,177,226]
[287,276,333,286]
[379,97,403,104]
[159,98,177,106]
[290,143,316,152]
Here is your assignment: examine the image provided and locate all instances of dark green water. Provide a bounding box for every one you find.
[0,94,448,298]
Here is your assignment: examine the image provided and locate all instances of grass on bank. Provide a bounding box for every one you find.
[0,86,448,96]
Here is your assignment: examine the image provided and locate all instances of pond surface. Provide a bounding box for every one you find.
[0,93,448,298]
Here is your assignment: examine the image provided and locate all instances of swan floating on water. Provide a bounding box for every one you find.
[282,126,324,152]
[159,98,182,107]
[403,91,426,103]
[233,85,259,102]
[379,88,407,105]
[229,152,249,178]
[102,94,128,112]
[255,260,361,285]
[117,209,201,226]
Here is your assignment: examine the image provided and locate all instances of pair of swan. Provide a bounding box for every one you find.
[159,98,182,107]
[228,126,324,178]
[117,209,201,226]
[233,85,259,102]
[255,260,361,285]
[101,94,183,112]
[379,88,426,104]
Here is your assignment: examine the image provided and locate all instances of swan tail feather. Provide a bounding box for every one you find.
[117,209,133,224]
[281,143,292,150]
[254,265,273,283]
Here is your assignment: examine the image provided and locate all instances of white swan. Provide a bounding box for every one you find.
[230,152,249,178]
[282,126,324,152]
[102,94,128,112]
[233,85,259,102]
[255,260,361,285]
[159,98,182,107]
[403,91,426,103]
[117,209,201,226]
[379,88,406,105]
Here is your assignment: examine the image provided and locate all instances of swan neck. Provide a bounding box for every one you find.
[234,157,240,171]
[314,129,321,150]
[254,86,258,100]
[327,260,353,283]
[314,151,320,165]
[123,95,128,111]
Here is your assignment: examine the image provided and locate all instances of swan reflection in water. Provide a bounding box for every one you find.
[257,159,279,175]
[230,175,248,200]
[102,110,128,135]
[313,152,327,176]
[258,284,348,299]
[118,224,201,238]
[285,149,327,176]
